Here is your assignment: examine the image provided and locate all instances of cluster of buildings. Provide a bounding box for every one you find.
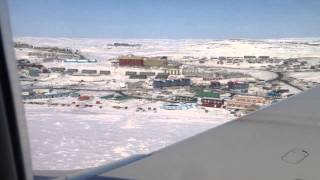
[177,94,270,110]
[18,42,312,117]
[22,88,77,100]
[17,59,48,77]
[27,51,80,60]
[64,59,98,63]
[125,71,156,79]
[210,55,274,64]
[173,88,272,110]
[15,42,81,60]
[48,67,111,75]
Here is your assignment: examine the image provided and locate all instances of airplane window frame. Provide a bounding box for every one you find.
[0,1,33,180]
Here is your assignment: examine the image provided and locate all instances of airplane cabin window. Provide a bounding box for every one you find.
[5,0,320,177]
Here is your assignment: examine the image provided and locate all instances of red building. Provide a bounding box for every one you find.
[201,98,224,108]
[119,55,144,66]
[78,95,90,101]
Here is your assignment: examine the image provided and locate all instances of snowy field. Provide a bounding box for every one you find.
[15,37,320,60]
[25,102,234,170]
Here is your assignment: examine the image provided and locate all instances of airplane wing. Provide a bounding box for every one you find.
[33,86,320,180]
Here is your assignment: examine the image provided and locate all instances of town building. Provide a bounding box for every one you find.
[196,90,220,98]
[218,56,227,60]
[225,100,256,110]
[175,95,197,103]
[182,66,202,77]
[195,89,224,108]
[143,57,167,67]
[64,59,97,63]
[244,56,256,59]
[139,72,156,76]
[161,103,194,110]
[34,88,52,94]
[78,95,91,101]
[18,63,43,70]
[81,69,97,74]
[118,55,144,66]
[228,81,249,93]
[42,68,50,73]
[201,98,224,108]
[209,81,221,89]
[100,70,111,75]
[65,69,78,74]
[153,78,191,89]
[125,71,137,76]
[153,80,166,89]
[50,67,65,73]
[259,56,270,59]
[165,66,181,75]
[266,90,281,98]
[17,59,30,64]
[155,73,169,79]
[233,95,270,104]
[28,52,56,58]
[225,95,271,110]
[28,68,41,77]
[129,74,147,79]
[127,81,145,90]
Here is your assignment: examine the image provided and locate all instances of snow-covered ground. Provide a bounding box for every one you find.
[25,102,233,170]
[15,37,320,60]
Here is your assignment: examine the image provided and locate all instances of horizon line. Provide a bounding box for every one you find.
[13,35,320,41]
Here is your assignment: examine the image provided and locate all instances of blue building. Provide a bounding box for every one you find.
[266,90,281,98]
[153,78,191,89]
[153,80,166,89]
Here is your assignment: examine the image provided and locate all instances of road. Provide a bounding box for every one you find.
[275,72,304,91]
